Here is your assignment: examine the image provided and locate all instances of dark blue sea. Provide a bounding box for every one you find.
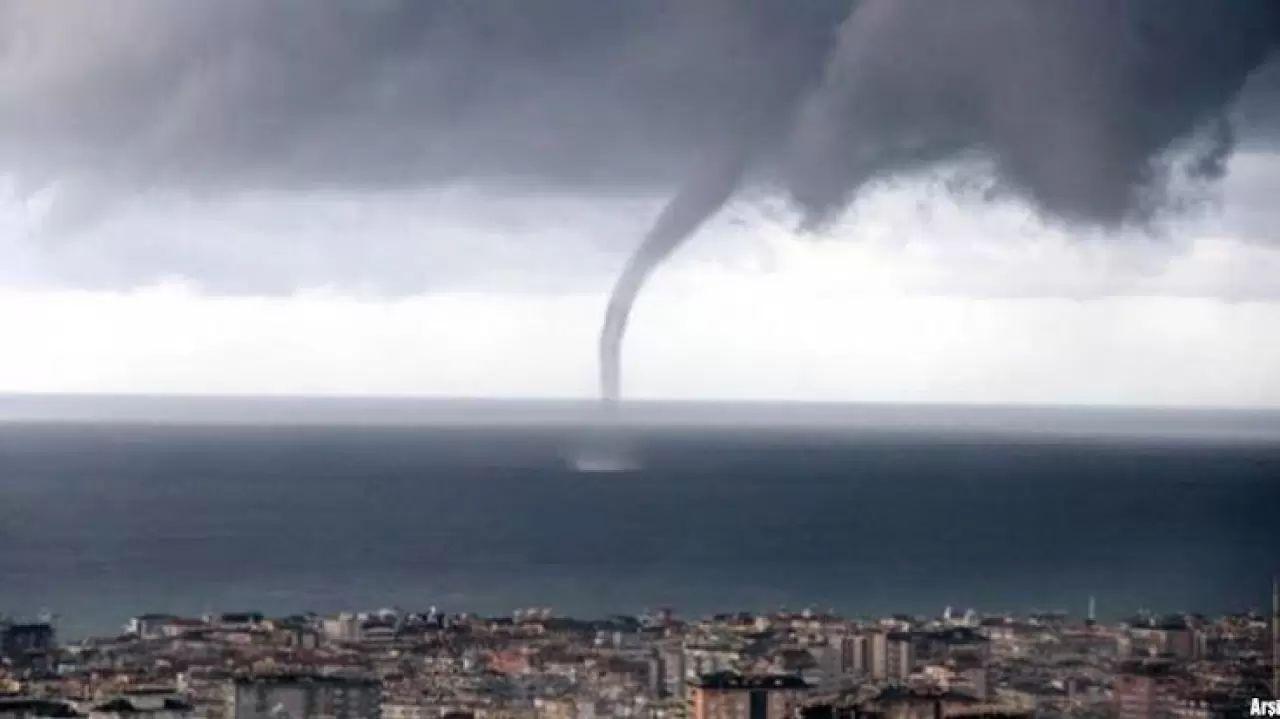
[1,397,1278,639]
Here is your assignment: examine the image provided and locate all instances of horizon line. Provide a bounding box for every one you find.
[2,390,1279,414]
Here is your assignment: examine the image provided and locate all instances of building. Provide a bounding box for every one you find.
[0,698,82,718]
[869,633,890,680]
[885,634,916,682]
[798,706,857,719]
[379,700,433,719]
[861,687,1030,719]
[806,642,845,690]
[125,614,181,639]
[1112,662,1183,719]
[1126,618,1203,661]
[532,698,578,719]
[843,630,916,681]
[88,697,194,719]
[858,632,889,680]
[688,672,809,719]
[840,635,866,677]
[1166,693,1239,719]
[1272,576,1279,701]
[660,643,687,699]
[915,629,990,666]
[225,675,381,719]
[952,666,990,702]
[0,623,56,668]
[214,613,265,630]
[320,614,362,644]
[685,644,741,681]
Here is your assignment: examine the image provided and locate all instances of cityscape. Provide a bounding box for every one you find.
[2,3,1280,719]
[1,584,1276,719]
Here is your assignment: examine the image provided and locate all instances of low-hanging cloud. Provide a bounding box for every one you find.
[3,0,1278,237]
[784,0,1280,227]
[1,1,1276,209]
[600,0,1280,404]
[0,0,847,195]
[1,0,1279,405]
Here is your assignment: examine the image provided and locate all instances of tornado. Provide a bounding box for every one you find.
[597,0,1280,409]
[599,142,754,408]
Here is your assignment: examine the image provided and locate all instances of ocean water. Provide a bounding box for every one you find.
[1,398,1278,639]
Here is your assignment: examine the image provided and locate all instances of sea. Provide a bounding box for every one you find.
[1,395,1278,640]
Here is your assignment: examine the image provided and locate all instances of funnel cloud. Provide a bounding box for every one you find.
[0,0,1277,406]
[599,0,1280,405]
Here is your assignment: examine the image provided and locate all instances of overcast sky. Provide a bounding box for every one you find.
[1,0,1278,407]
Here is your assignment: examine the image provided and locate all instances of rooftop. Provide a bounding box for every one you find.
[93,698,195,714]
[871,687,984,705]
[1116,660,1182,678]
[232,674,380,688]
[693,671,809,691]
[0,698,83,717]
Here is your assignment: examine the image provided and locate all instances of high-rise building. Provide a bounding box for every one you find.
[660,642,687,699]
[843,630,916,681]
[865,632,889,680]
[807,641,844,689]
[1112,662,1182,719]
[320,613,362,644]
[688,672,809,719]
[952,661,992,702]
[885,633,916,681]
[840,634,865,676]
[0,621,56,669]
[225,675,381,719]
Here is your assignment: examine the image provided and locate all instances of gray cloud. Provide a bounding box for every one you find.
[0,0,1276,221]
[594,0,1280,402]
[4,0,1279,409]
[0,186,660,295]
[0,0,846,196]
[783,0,1280,228]
[1,0,1279,300]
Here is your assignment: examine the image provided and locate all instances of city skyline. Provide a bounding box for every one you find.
[3,595,1277,718]
[1,3,1277,717]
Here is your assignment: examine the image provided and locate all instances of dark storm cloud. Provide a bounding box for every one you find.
[785,0,1280,228]
[594,0,1280,403]
[0,0,846,194]
[4,0,1279,406]
[1,0,1276,220]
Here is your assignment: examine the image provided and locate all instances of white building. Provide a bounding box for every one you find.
[125,614,180,639]
[321,614,362,644]
[226,676,381,719]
